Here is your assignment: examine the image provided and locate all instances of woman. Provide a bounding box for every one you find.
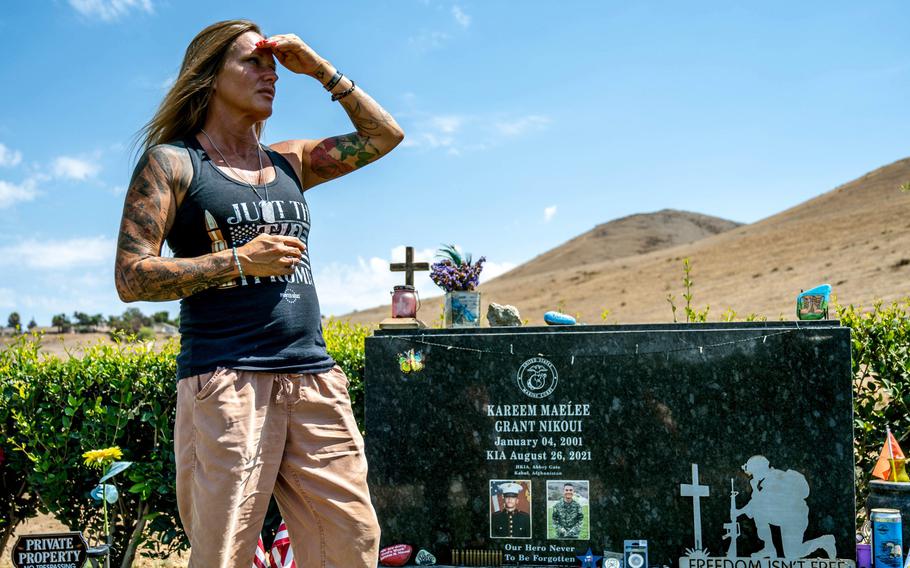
[114,19,403,568]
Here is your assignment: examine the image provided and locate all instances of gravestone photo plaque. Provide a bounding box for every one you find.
[365,322,855,566]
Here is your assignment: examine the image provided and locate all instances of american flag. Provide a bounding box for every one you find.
[270,521,297,568]
[229,223,262,247]
[252,535,270,568]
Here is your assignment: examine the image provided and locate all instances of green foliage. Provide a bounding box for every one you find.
[436,243,470,266]
[900,181,910,192]
[0,320,375,566]
[323,318,371,429]
[7,311,20,330]
[108,307,152,336]
[51,313,72,333]
[0,334,41,554]
[1,333,184,568]
[838,299,910,515]
[4,295,909,562]
[667,258,710,323]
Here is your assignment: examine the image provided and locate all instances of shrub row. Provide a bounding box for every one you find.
[1,304,908,564]
[0,319,369,568]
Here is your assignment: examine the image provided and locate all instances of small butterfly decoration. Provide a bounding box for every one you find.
[398,349,425,374]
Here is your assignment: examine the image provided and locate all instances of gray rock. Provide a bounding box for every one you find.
[487,303,522,326]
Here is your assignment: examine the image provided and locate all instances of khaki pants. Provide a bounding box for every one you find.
[175,366,380,568]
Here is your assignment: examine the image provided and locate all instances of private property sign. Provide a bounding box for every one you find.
[12,532,87,568]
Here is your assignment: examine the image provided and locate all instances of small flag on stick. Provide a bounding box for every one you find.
[271,521,297,568]
[252,535,271,568]
[872,427,909,481]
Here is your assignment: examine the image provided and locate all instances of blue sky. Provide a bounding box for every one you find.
[1,1,908,325]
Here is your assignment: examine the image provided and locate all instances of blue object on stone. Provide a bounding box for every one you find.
[576,548,603,568]
[796,284,831,321]
[544,311,576,325]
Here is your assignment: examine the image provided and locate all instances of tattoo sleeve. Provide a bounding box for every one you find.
[305,82,405,187]
[115,145,234,302]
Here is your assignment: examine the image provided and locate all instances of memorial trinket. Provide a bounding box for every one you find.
[871,509,903,568]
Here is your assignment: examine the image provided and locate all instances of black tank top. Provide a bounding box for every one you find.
[166,136,334,380]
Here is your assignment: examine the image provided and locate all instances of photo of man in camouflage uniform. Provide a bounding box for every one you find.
[548,481,589,539]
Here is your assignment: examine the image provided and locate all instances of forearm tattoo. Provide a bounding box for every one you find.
[307,88,403,182]
[115,146,233,302]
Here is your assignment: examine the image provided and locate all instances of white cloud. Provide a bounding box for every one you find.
[493,115,551,136]
[452,5,471,28]
[0,178,39,209]
[481,260,518,282]
[0,236,115,269]
[0,288,14,309]
[544,205,557,222]
[429,115,463,134]
[402,111,550,154]
[315,245,517,316]
[401,132,456,150]
[53,156,101,180]
[316,246,438,316]
[0,144,22,167]
[400,114,463,151]
[408,30,451,52]
[68,0,154,21]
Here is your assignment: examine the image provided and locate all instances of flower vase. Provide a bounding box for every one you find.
[445,291,481,328]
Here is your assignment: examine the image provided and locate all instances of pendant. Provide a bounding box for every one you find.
[260,200,276,224]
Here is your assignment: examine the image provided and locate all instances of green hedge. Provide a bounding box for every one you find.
[2,307,909,562]
[0,319,369,568]
[838,300,910,515]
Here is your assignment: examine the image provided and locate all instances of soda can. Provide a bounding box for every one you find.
[872,508,903,568]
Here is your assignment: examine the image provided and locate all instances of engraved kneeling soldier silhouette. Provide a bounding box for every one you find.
[492,483,531,538]
[734,456,836,559]
[553,483,584,538]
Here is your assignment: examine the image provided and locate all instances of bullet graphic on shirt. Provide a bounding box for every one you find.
[204,210,237,289]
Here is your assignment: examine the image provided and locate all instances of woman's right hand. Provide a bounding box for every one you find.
[237,234,306,277]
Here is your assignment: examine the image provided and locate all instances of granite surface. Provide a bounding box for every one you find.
[365,322,855,566]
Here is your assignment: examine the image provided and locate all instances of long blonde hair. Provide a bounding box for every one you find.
[137,19,263,153]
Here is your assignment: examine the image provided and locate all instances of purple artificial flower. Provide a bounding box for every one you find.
[429,251,486,292]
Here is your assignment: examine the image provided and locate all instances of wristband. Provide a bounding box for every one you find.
[331,81,356,102]
[324,70,342,91]
[232,247,245,281]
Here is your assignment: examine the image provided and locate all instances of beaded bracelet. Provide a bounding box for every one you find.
[331,81,356,102]
[232,247,245,280]
[324,70,343,91]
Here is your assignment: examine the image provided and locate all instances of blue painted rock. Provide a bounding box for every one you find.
[379,544,413,566]
[544,311,576,325]
[416,549,437,565]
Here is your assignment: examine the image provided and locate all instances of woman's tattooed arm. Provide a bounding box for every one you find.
[270,71,405,190]
[114,145,235,302]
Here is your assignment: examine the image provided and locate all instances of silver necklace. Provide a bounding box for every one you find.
[200,129,276,224]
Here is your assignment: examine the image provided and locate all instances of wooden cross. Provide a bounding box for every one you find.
[680,463,710,551]
[390,246,430,286]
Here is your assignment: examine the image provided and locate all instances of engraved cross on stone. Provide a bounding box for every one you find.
[390,246,429,286]
[680,463,710,551]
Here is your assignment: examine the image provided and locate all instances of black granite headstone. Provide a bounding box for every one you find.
[365,322,855,567]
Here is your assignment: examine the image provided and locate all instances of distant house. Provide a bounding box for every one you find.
[153,323,179,336]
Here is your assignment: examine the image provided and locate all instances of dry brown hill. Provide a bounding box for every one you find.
[341,158,910,325]
[506,209,741,279]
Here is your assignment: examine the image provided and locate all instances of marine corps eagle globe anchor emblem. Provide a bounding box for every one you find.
[516,357,558,398]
